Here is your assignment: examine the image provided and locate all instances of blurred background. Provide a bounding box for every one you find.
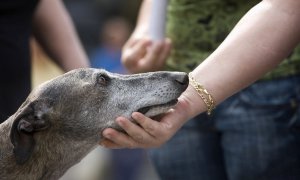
[31,0,160,180]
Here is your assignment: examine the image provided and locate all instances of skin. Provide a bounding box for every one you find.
[121,0,171,74]
[32,0,90,71]
[101,0,300,149]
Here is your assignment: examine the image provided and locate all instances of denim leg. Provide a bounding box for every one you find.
[148,114,227,180]
[216,75,300,180]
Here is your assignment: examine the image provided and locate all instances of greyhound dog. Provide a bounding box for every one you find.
[0,68,188,180]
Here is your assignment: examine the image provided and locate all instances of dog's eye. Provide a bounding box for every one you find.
[97,74,109,86]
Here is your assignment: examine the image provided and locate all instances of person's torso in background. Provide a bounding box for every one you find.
[166,0,300,80]
[0,0,39,122]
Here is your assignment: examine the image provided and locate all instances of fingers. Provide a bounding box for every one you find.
[101,128,136,149]
[141,39,172,70]
[117,116,163,147]
[122,39,152,71]
[131,112,163,137]
[100,138,122,149]
[101,117,151,148]
[128,39,152,60]
[101,115,164,148]
[158,38,172,63]
[100,98,192,149]
[122,37,172,73]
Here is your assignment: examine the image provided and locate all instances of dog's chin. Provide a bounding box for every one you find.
[137,99,178,119]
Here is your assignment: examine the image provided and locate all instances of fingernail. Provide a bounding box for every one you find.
[117,118,125,127]
[104,133,111,139]
[131,112,138,119]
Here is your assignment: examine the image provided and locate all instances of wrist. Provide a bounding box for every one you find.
[132,25,149,39]
[188,72,215,115]
[178,85,208,120]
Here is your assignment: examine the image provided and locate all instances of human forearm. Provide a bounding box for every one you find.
[33,0,89,72]
[100,0,300,149]
[131,0,152,38]
[184,0,300,118]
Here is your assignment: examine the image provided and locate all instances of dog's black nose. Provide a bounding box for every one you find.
[173,72,189,87]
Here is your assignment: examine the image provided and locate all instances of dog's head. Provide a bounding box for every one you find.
[10,68,188,164]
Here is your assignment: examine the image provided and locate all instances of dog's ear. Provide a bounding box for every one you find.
[10,101,51,165]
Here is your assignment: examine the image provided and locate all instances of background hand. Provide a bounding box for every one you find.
[121,37,172,74]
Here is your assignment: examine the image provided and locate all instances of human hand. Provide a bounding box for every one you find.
[99,91,197,149]
[121,36,172,74]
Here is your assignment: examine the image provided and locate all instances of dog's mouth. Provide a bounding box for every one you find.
[137,99,178,118]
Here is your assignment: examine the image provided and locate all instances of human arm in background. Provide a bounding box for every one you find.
[101,0,300,148]
[32,0,90,71]
[121,0,172,73]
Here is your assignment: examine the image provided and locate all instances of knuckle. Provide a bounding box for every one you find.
[136,115,146,124]
[164,122,173,130]
[145,124,155,133]
[123,51,135,63]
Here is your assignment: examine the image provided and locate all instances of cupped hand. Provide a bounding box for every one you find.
[121,37,172,74]
[100,95,192,149]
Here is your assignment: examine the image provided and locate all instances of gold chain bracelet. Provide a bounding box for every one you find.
[188,73,215,115]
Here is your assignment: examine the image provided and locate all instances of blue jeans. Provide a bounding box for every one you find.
[148,75,300,180]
